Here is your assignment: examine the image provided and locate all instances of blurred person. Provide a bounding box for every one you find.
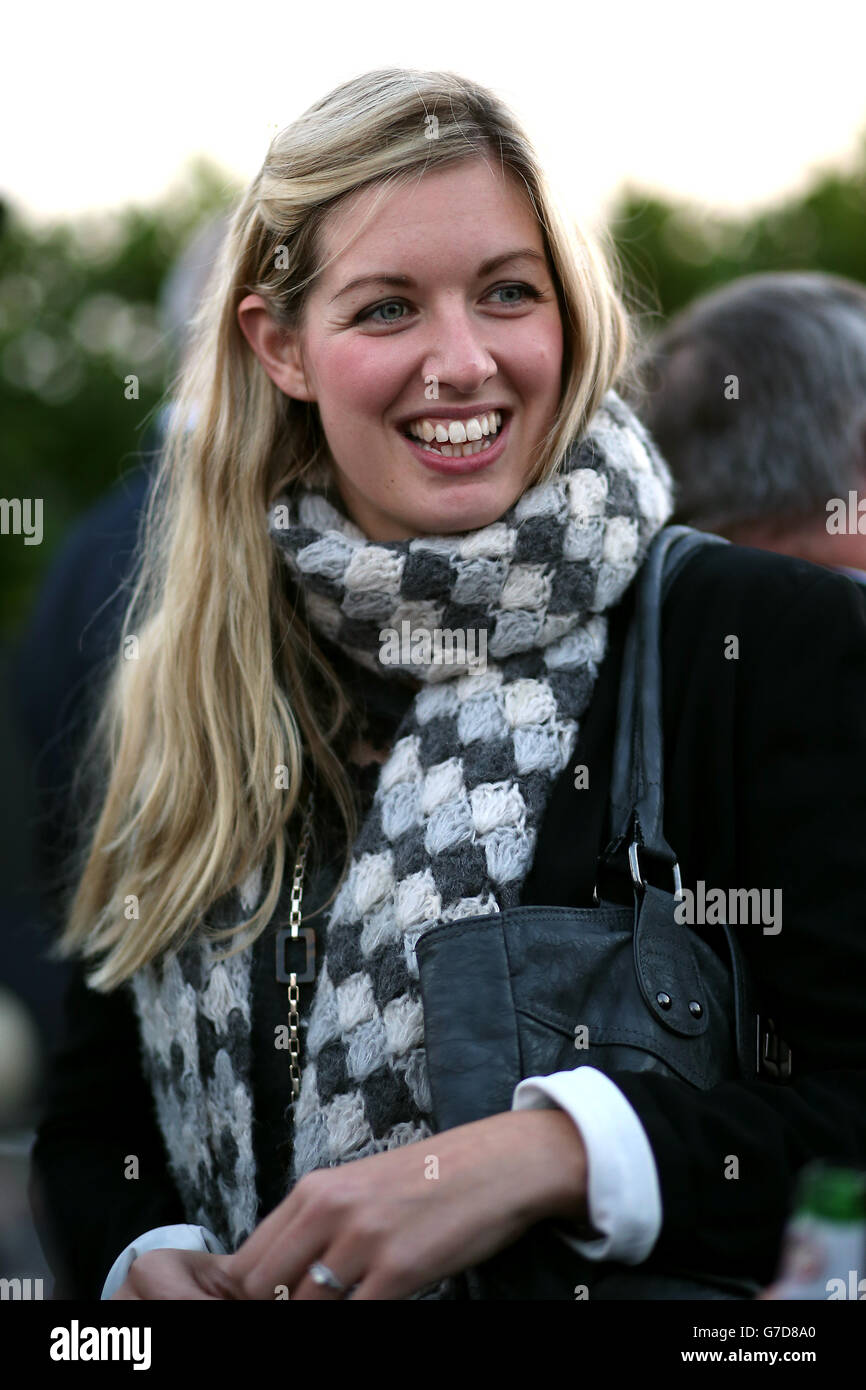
[25,70,866,1306]
[0,211,227,1289]
[635,271,866,583]
[11,212,229,958]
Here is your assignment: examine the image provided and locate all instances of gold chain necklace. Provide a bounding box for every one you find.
[274,792,315,1102]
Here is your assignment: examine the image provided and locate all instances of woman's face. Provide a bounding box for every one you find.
[242,156,564,540]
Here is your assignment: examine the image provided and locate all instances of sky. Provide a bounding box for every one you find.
[5,0,866,233]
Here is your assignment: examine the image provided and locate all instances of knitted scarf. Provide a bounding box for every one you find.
[128,390,674,1276]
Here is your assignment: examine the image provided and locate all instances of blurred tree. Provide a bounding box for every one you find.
[2,133,866,640]
[609,129,866,330]
[0,157,238,637]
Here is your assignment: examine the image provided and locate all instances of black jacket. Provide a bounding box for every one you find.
[29,540,866,1298]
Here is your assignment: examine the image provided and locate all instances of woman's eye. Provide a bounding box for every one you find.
[356,300,409,325]
[489,283,541,307]
[353,282,541,325]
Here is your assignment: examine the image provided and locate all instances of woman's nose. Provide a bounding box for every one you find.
[420,307,498,390]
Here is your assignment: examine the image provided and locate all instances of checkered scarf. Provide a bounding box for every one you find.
[128,390,673,1277]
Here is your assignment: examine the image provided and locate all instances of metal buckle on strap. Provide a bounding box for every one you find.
[757,1015,793,1080]
[592,840,682,905]
[628,841,682,898]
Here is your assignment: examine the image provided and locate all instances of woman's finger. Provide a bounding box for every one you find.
[229,1221,369,1300]
[112,1250,234,1301]
[287,1242,369,1300]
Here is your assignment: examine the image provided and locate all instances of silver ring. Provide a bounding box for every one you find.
[307,1261,347,1292]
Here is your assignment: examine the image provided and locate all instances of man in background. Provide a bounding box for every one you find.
[636,271,866,584]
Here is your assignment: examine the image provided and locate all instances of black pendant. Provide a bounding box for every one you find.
[275,927,316,984]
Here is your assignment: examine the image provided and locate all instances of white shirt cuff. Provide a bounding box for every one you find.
[101,1224,228,1299]
[512,1066,662,1264]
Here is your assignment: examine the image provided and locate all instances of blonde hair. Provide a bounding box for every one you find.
[58,67,633,990]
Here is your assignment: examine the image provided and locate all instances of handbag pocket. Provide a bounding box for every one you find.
[415,896,746,1134]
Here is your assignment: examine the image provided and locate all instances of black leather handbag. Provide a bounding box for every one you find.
[414,525,788,1300]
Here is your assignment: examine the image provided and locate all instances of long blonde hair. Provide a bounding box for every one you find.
[58,68,633,990]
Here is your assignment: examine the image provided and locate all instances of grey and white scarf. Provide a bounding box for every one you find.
[128,390,674,1267]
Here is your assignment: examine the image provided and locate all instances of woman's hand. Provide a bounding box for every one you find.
[109,1248,240,1300]
[221,1107,587,1301]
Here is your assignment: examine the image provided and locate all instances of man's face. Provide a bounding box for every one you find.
[289,156,564,540]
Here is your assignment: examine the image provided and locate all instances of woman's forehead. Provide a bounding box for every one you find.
[313,164,545,296]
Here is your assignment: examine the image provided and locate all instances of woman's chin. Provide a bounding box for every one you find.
[424,510,504,536]
[410,480,523,536]
[334,474,522,541]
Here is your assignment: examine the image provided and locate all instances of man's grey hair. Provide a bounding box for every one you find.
[634,272,866,531]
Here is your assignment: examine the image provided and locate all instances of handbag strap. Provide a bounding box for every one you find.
[597,525,730,895]
[595,524,781,1083]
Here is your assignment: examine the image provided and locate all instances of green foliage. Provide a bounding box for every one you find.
[608,130,866,328]
[0,158,238,637]
[3,137,866,641]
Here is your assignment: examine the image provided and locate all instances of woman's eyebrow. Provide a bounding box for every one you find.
[328,248,548,303]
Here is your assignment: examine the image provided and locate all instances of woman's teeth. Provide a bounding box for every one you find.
[404,410,504,458]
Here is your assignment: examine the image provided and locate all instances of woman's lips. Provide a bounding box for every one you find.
[399,413,512,475]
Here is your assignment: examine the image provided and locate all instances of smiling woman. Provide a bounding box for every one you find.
[236,163,567,540]
[30,68,866,1305]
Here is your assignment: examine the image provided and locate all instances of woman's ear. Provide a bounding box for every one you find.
[237,293,316,403]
